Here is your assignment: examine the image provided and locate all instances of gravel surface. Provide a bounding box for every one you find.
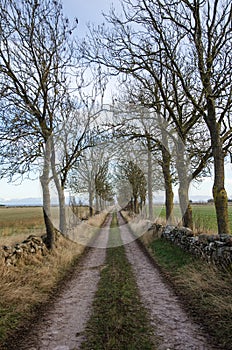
[117,212,218,350]
[20,215,111,350]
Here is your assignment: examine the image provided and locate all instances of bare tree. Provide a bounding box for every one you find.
[117,160,147,214]
[131,0,232,233]
[68,139,115,216]
[0,0,77,248]
[95,161,114,211]
[50,68,107,235]
[111,100,164,220]
[80,0,232,233]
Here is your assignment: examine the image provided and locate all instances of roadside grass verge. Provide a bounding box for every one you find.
[0,211,108,349]
[81,212,156,350]
[0,237,84,349]
[145,237,232,350]
[67,210,110,246]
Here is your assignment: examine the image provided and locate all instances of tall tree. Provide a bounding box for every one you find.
[0,0,77,247]
[80,0,232,233]
[50,68,107,234]
[132,0,232,233]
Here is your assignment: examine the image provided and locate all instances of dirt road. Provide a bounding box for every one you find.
[117,212,217,350]
[15,212,217,350]
[17,215,111,350]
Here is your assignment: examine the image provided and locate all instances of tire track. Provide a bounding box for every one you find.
[117,212,218,350]
[18,215,112,350]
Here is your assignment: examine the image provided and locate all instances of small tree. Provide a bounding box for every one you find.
[117,160,147,214]
[68,137,115,216]
[95,161,114,210]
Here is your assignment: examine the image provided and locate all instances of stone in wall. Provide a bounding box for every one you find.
[1,234,48,266]
[149,223,232,270]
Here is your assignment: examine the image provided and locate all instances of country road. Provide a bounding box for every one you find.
[14,212,218,350]
[117,212,218,350]
[16,214,112,350]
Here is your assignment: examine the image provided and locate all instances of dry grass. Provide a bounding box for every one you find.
[121,211,164,246]
[121,211,151,233]
[0,211,108,347]
[67,210,109,245]
[1,233,36,247]
[71,205,93,219]
[174,263,232,349]
[175,264,232,312]
[0,237,84,345]
[146,238,232,349]
[120,210,132,223]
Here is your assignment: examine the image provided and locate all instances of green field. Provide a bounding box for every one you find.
[153,203,232,234]
[192,204,232,233]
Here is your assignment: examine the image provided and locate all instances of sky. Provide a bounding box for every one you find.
[1,165,232,203]
[0,0,232,203]
[62,0,119,35]
[0,0,120,203]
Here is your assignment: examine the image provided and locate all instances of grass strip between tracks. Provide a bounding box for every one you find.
[81,212,156,350]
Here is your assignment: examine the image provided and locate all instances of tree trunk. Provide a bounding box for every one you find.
[205,99,229,234]
[88,181,94,217]
[161,145,174,225]
[58,187,66,234]
[134,195,139,214]
[178,179,192,229]
[147,138,153,221]
[40,139,54,249]
[176,141,193,229]
[194,23,230,234]
[51,138,67,235]
[95,194,100,213]
[100,197,103,211]
[158,112,175,225]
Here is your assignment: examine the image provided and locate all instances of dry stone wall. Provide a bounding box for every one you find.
[0,233,55,266]
[147,223,232,269]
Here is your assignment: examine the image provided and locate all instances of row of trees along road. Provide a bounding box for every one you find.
[69,145,115,217]
[0,0,231,245]
[0,0,107,248]
[80,0,232,235]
